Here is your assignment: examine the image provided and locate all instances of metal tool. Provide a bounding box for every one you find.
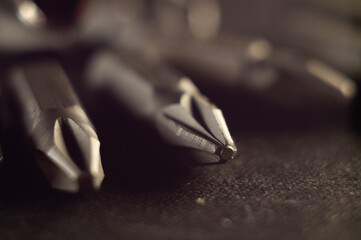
[113,22,357,104]
[4,58,104,192]
[0,0,67,54]
[155,34,357,99]
[86,49,237,164]
[87,0,355,102]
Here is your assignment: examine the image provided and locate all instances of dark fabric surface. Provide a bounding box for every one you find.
[1,72,361,240]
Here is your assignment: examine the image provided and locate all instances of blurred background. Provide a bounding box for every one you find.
[0,0,361,239]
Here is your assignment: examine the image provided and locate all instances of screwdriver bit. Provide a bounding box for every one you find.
[4,58,104,192]
[86,49,237,164]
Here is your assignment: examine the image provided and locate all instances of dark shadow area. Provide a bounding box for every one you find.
[84,91,192,192]
[60,46,193,194]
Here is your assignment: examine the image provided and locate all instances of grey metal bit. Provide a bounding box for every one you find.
[116,27,357,102]
[86,49,237,164]
[5,59,104,192]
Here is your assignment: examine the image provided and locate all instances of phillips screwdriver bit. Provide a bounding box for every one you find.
[4,58,104,192]
[86,49,237,165]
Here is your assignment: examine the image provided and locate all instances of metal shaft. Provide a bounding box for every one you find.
[86,49,237,164]
[5,58,104,192]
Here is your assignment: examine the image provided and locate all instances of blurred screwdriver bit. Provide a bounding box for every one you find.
[0,0,69,54]
[4,59,104,192]
[86,49,237,165]
[74,0,358,107]
[113,21,357,104]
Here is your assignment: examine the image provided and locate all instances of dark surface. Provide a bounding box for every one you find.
[1,70,361,240]
[1,1,361,240]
